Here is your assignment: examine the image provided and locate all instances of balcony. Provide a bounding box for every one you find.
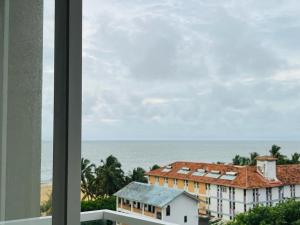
[0,210,178,225]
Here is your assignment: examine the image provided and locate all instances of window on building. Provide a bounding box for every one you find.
[157,212,162,220]
[184,216,188,223]
[174,179,178,185]
[166,205,171,216]
[184,180,189,187]
[253,188,259,206]
[290,185,296,198]
[206,197,211,205]
[155,176,159,183]
[221,186,227,193]
[206,184,211,190]
[266,188,272,206]
[164,178,168,184]
[137,202,141,209]
[194,182,197,188]
[279,186,284,201]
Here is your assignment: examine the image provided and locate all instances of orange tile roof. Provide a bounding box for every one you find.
[146,161,300,189]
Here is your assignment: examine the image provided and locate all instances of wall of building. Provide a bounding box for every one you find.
[149,176,155,185]
[148,175,300,222]
[162,195,198,225]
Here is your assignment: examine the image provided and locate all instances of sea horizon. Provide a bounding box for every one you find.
[41,140,300,183]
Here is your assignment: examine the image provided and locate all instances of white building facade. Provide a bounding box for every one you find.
[115,182,199,225]
[147,156,300,221]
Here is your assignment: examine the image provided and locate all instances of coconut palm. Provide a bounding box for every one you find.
[269,145,281,158]
[126,167,147,184]
[250,152,259,165]
[95,155,125,196]
[291,153,300,164]
[81,158,96,200]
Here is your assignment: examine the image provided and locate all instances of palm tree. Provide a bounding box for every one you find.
[250,152,259,165]
[291,153,300,164]
[126,167,147,184]
[150,164,160,171]
[95,155,125,196]
[269,145,281,158]
[81,158,96,200]
[232,155,242,165]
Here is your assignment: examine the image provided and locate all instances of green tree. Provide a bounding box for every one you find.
[81,158,96,200]
[291,153,300,164]
[249,152,259,166]
[95,155,126,196]
[232,155,250,166]
[227,200,300,225]
[126,167,147,184]
[269,145,281,158]
[150,164,160,171]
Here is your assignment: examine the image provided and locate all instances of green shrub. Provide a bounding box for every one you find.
[81,196,116,212]
[228,200,300,225]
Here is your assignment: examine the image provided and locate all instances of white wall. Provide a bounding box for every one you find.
[257,160,277,180]
[0,0,43,221]
[162,195,198,225]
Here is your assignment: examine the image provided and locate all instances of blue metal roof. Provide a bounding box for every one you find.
[114,182,197,208]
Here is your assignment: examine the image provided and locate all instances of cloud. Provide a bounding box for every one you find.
[42,0,300,140]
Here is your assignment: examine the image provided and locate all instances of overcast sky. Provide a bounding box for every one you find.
[43,0,300,141]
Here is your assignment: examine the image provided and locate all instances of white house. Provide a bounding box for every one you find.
[114,182,199,225]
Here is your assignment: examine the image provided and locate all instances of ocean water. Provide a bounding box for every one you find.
[41,140,300,183]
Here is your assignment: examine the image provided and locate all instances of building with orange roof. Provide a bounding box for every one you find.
[146,156,300,221]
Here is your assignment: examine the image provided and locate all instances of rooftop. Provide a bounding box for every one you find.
[114,182,198,208]
[146,162,300,189]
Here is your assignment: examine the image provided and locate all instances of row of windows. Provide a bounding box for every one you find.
[154,176,211,190]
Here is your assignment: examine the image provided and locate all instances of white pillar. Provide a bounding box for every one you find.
[0,0,43,220]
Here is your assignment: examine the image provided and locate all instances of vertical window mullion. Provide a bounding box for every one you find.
[53,0,82,225]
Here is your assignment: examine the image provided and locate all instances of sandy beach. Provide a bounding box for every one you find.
[41,183,52,204]
[40,183,84,204]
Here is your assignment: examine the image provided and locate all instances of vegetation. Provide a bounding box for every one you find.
[150,164,161,171]
[227,200,300,225]
[81,196,116,212]
[40,192,52,216]
[41,155,150,214]
[81,155,148,200]
[232,145,300,166]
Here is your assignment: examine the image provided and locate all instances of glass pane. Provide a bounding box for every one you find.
[0,0,54,222]
[82,1,300,224]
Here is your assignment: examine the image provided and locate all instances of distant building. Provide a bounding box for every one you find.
[114,182,199,225]
[146,156,300,221]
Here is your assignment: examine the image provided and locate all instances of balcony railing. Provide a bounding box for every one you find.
[0,210,178,225]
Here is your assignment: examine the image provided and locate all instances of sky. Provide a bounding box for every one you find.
[43,0,300,141]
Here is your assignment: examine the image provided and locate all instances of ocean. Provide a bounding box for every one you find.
[41,140,300,183]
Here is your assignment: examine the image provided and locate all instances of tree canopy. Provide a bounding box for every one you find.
[232,145,300,166]
[227,200,300,225]
[80,155,148,200]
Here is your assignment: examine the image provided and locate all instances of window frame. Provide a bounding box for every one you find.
[52,0,82,225]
